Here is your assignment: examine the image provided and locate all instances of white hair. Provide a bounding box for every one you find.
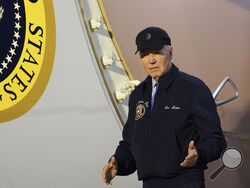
[161,45,173,61]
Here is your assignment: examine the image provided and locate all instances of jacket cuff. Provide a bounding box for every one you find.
[195,146,207,166]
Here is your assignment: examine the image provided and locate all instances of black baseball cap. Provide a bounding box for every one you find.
[135,26,171,54]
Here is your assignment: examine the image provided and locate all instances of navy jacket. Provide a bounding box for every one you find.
[113,64,227,181]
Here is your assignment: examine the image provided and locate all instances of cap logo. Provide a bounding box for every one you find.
[144,33,151,40]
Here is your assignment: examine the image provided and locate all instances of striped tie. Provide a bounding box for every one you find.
[151,82,159,111]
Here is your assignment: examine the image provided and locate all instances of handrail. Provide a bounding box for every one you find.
[213,76,239,106]
[224,131,250,142]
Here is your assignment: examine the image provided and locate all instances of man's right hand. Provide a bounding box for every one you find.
[102,156,118,185]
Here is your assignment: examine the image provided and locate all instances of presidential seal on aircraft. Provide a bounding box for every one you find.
[0,0,56,123]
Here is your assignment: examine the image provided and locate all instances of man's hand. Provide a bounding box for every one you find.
[102,156,118,185]
[180,140,198,167]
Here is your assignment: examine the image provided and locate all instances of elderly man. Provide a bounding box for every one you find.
[102,26,227,188]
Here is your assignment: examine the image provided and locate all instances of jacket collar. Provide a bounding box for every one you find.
[142,63,179,93]
[158,63,179,91]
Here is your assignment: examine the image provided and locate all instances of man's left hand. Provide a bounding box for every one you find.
[180,140,198,167]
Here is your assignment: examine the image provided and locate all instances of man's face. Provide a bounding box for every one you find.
[139,45,173,82]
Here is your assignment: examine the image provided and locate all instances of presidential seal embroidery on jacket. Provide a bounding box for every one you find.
[0,0,56,123]
[135,101,148,120]
[135,104,145,120]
